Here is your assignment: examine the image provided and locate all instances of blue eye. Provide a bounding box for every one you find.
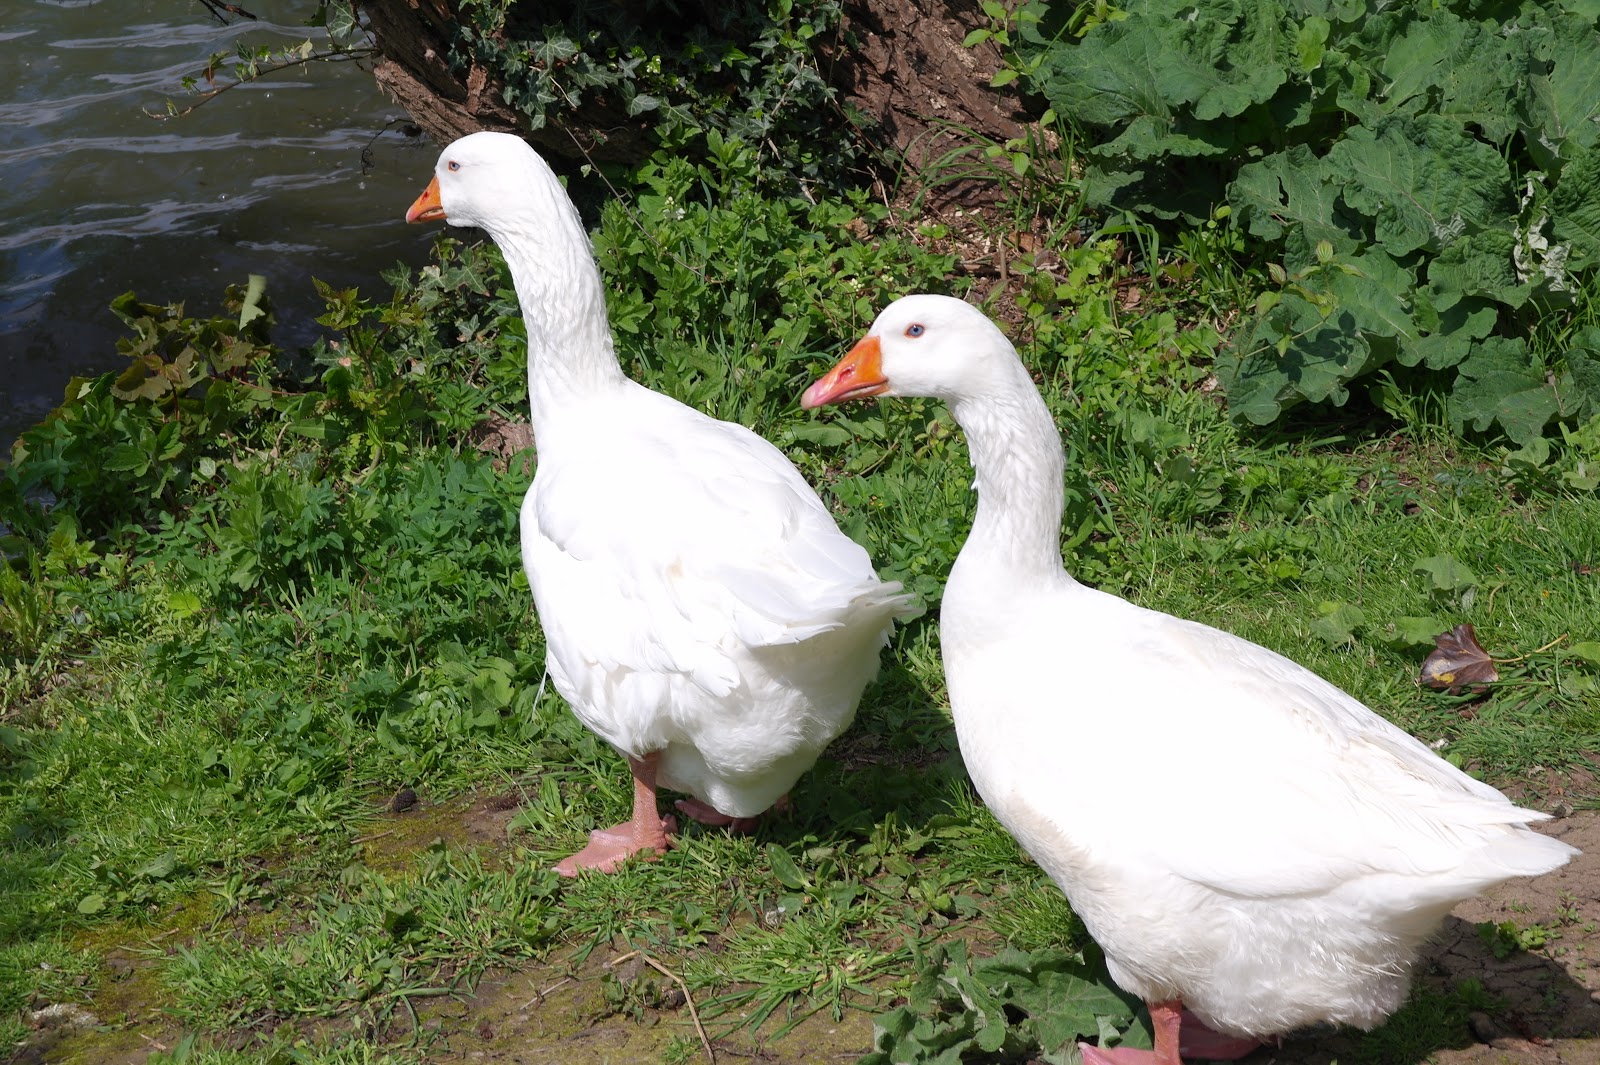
[448,160,461,172]
[905,323,926,338]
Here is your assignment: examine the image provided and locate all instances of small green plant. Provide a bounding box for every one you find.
[1477,919,1555,959]
[861,941,1149,1064]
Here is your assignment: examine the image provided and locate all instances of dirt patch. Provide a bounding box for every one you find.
[417,946,874,1064]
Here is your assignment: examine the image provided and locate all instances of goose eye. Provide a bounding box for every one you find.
[447,160,461,172]
[905,323,926,338]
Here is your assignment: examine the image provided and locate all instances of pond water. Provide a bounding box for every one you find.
[0,0,440,449]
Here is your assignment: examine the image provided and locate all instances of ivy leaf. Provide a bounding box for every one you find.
[1383,615,1454,650]
[1413,554,1479,593]
[1420,623,1499,693]
[1311,601,1366,646]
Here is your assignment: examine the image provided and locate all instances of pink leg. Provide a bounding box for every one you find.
[674,793,791,834]
[1080,999,1184,1065]
[1080,1001,1260,1064]
[554,753,677,877]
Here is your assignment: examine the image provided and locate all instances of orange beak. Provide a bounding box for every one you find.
[801,335,889,409]
[405,176,446,223]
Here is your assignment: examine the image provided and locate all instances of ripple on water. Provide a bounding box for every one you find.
[0,0,439,448]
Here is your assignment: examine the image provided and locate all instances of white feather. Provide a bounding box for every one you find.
[844,294,1576,1041]
[427,133,912,819]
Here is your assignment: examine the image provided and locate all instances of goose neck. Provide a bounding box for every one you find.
[949,379,1068,580]
[488,214,628,422]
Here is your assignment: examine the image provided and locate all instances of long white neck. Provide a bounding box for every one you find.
[947,363,1072,585]
[480,194,628,429]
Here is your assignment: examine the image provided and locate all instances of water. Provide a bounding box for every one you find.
[0,0,440,448]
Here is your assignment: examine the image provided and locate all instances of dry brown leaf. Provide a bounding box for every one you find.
[1419,623,1499,694]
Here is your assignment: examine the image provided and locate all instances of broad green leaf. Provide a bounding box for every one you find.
[1221,295,1374,423]
[1569,641,1600,664]
[785,422,853,447]
[1036,15,1206,128]
[1424,227,1532,311]
[1322,248,1417,341]
[1328,116,1511,257]
[1294,16,1329,72]
[104,443,150,474]
[1521,14,1600,166]
[1401,297,1498,370]
[765,843,808,890]
[1311,600,1366,645]
[1379,12,1519,143]
[1562,342,1600,420]
[1230,146,1356,256]
[135,850,179,880]
[1387,616,1453,649]
[1549,140,1600,260]
[1449,337,1558,444]
[77,893,107,915]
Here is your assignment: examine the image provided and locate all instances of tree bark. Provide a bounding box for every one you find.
[355,0,1026,184]
[819,0,1025,174]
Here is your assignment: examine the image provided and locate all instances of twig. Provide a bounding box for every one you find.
[517,975,573,1010]
[197,0,258,23]
[1493,633,1569,664]
[609,950,715,1065]
[144,49,377,121]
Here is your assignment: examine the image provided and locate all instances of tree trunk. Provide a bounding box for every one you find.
[819,0,1025,175]
[356,0,1025,186]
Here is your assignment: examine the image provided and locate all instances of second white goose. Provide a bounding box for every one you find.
[802,293,1577,1064]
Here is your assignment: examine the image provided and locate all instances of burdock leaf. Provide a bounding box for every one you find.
[1420,623,1498,693]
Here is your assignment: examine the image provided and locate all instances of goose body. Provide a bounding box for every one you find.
[407,132,910,874]
[803,294,1577,1061]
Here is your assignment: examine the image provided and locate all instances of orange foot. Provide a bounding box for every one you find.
[554,814,677,877]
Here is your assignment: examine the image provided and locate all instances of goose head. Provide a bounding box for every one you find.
[404,131,559,233]
[801,294,1018,409]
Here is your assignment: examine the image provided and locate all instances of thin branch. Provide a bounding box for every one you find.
[609,950,715,1065]
[144,48,377,121]
[196,0,258,23]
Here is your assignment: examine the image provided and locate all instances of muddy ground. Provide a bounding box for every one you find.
[15,797,1600,1065]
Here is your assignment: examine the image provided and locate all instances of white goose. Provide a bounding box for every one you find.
[802,294,1577,1064]
[406,132,912,876]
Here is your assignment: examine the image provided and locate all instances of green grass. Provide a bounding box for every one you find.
[2,128,1599,1065]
